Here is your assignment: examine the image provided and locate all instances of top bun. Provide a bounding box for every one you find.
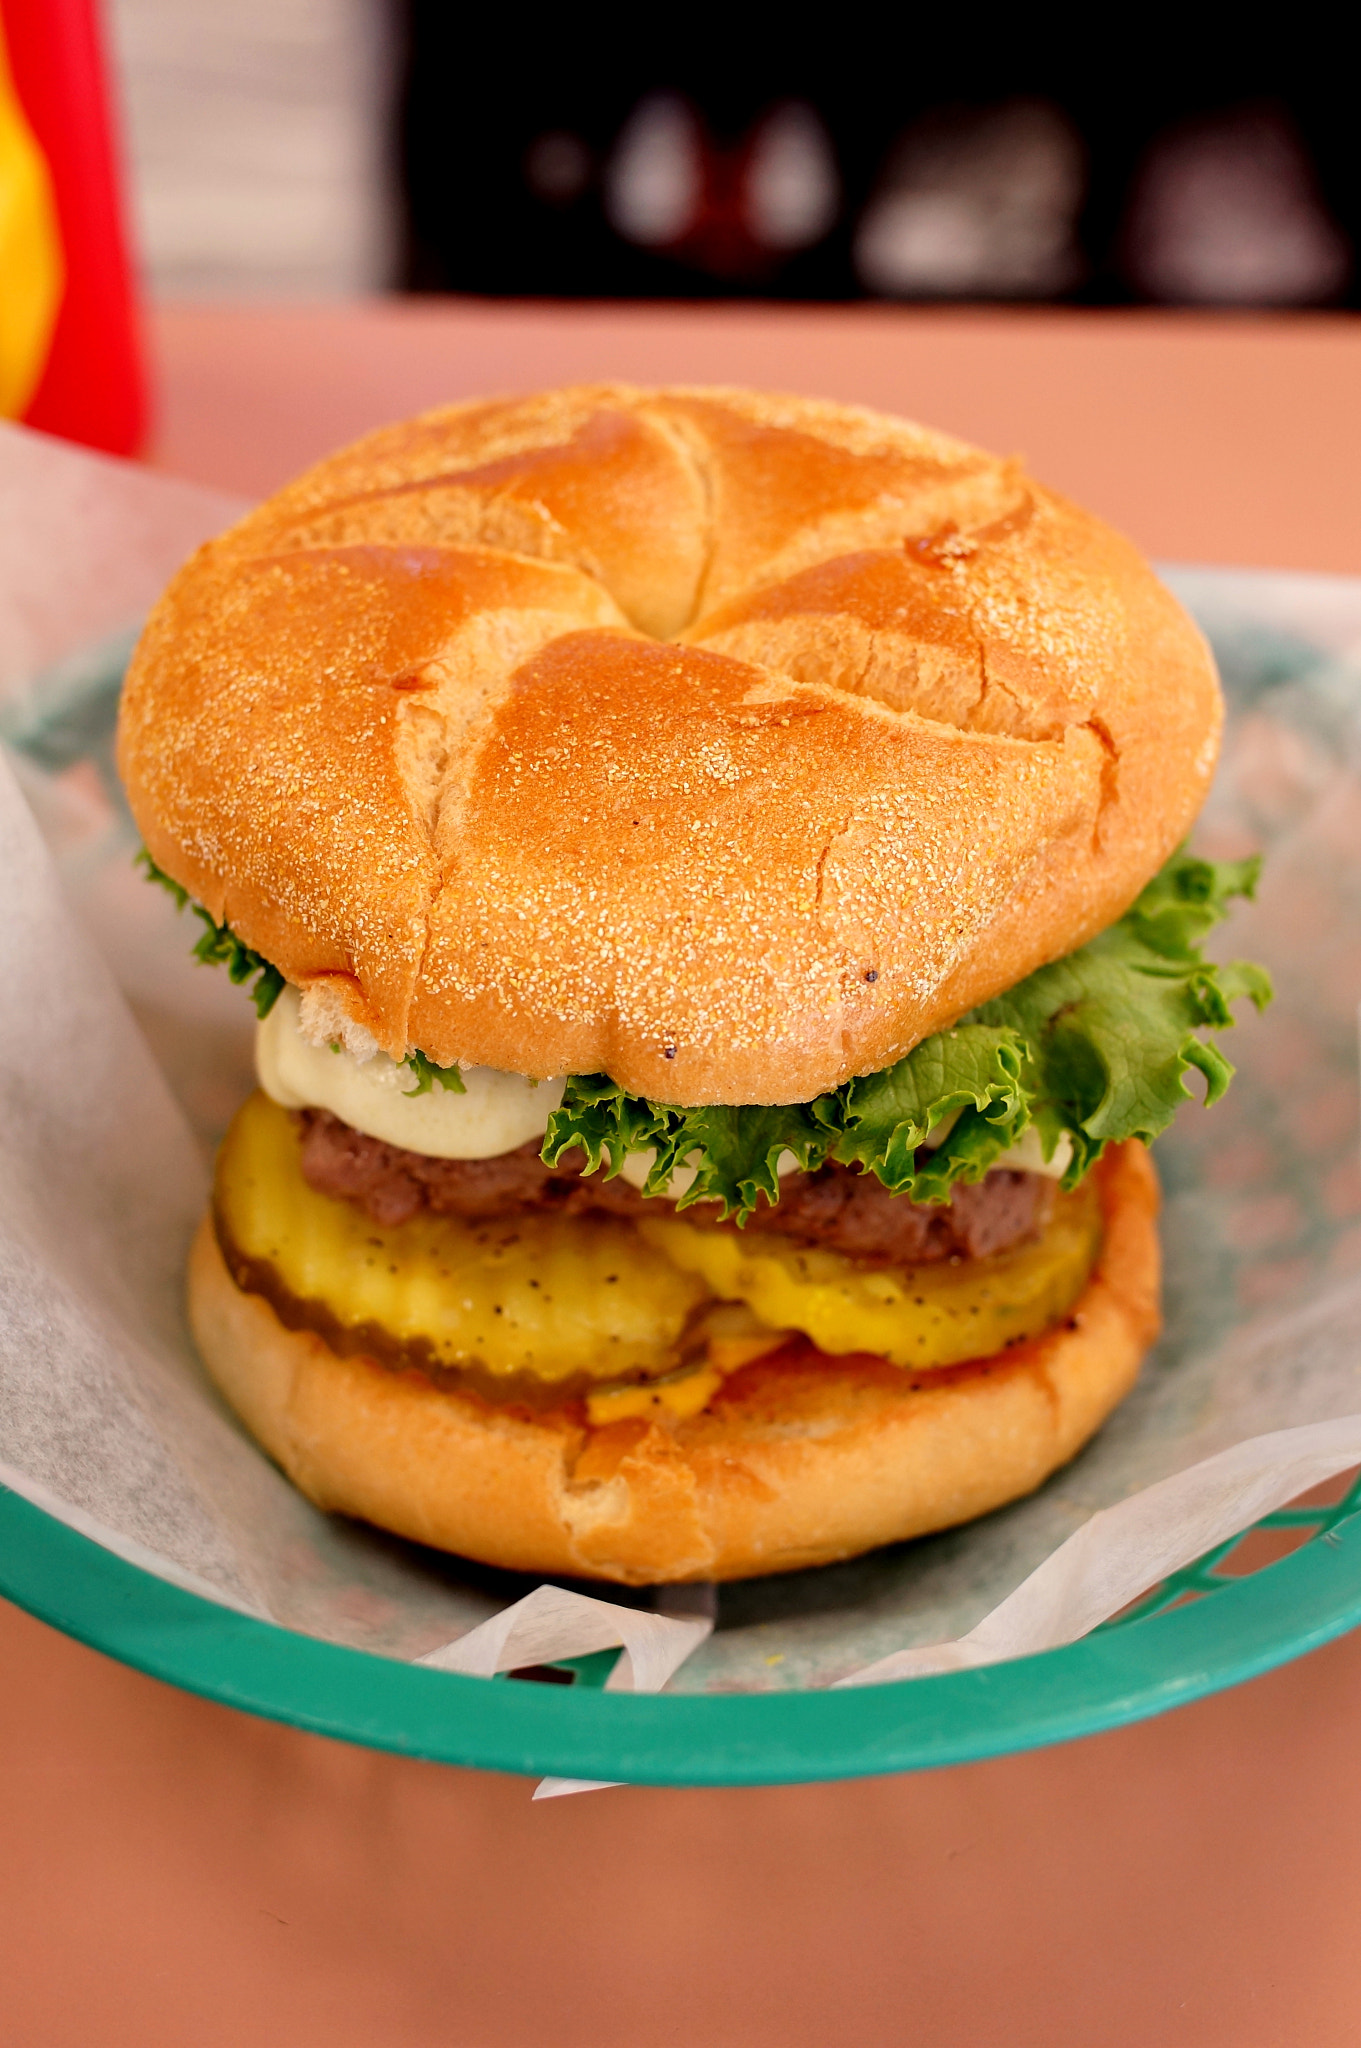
[117,385,1221,1105]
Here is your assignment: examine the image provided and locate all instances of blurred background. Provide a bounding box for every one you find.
[107,3,1357,312]
[3,0,1358,461]
[2,3,1358,460]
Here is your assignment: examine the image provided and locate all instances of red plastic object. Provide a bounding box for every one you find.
[4,0,145,454]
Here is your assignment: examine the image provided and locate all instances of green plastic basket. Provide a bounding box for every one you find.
[4,1476,1360,1785]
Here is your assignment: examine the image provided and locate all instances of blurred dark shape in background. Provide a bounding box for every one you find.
[1121,105,1350,307]
[399,15,1357,310]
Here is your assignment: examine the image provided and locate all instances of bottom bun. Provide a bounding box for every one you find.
[188,1141,1160,1584]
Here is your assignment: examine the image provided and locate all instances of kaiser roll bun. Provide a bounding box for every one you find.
[188,1141,1159,1585]
[117,385,1221,1104]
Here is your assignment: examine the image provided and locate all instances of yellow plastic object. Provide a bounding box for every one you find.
[637,1181,1102,1372]
[215,1092,709,1387]
[0,20,63,418]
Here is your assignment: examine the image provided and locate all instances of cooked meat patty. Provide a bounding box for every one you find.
[742,1160,1053,1262]
[297,1110,1054,1264]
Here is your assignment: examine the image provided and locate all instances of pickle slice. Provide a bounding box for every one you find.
[215,1093,1103,1394]
[214,1092,710,1386]
[636,1180,1102,1372]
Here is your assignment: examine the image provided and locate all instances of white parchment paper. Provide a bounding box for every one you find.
[4,421,1361,1765]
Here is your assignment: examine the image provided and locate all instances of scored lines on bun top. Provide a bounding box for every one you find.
[116,385,1222,1105]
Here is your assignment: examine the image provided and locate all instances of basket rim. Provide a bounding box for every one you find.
[5,1484,1360,1786]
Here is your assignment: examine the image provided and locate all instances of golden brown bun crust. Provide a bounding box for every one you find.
[188,1141,1160,1585]
[118,386,1221,1104]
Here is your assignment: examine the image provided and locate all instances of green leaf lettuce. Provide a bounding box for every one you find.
[137,851,285,1020]
[140,844,1270,1224]
[543,851,1272,1222]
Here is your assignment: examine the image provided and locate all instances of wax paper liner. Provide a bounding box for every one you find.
[3,421,1361,1789]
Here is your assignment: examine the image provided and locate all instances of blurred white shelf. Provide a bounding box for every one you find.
[107,0,398,299]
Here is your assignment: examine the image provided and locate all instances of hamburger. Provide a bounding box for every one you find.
[116,385,1267,1585]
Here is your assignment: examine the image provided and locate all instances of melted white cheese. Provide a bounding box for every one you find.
[256,986,564,1159]
[921,1108,1072,1180]
[998,1125,1074,1180]
[617,1146,802,1200]
[257,985,1074,1182]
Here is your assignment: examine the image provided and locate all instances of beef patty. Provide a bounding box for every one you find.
[296,1109,1054,1265]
